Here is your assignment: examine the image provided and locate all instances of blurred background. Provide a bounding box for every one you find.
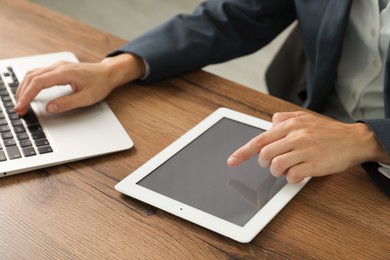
[30,0,292,93]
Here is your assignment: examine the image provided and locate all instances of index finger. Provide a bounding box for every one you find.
[14,69,71,116]
[227,120,292,168]
[227,133,265,167]
[16,61,69,99]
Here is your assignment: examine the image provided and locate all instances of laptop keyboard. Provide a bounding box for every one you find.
[0,66,53,162]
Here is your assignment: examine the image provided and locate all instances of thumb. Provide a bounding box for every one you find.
[45,91,89,113]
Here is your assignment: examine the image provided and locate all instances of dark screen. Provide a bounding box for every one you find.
[137,118,286,226]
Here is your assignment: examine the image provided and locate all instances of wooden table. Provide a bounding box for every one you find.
[0,1,388,259]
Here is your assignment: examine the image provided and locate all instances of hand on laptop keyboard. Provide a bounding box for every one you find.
[1,67,53,161]
[14,53,146,116]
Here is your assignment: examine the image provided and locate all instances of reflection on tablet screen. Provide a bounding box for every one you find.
[137,118,287,227]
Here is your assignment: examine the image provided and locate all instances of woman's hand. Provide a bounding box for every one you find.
[15,53,145,115]
[227,111,390,183]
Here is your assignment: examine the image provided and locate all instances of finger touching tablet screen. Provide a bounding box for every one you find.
[115,108,309,243]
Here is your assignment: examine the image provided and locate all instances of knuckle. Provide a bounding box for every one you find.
[24,70,33,77]
[272,112,283,122]
[269,167,278,177]
[259,146,272,162]
[291,129,315,145]
[289,117,301,125]
[257,155,269,169]
[253,134,265,149]
[55,60,70,67]
[270,157,284,176]
[290,132,307,144]
[296,111,308,117]
[283,117,304,131]
[283,119,297,130]
[271,156,284,171]
[286,168,301,183]
[24,70,35,82]
[30,76,42,87]
[56,62,74,74]
[57,65,70,74]
[300,127,313,136]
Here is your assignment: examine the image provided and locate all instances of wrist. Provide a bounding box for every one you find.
[101,53,146,90]
[353,123,390,164]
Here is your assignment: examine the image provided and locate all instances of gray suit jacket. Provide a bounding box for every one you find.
[110,0,389,194]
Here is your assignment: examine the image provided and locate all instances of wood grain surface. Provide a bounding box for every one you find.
[0,0,389,259]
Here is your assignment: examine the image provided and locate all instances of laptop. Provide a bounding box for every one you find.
[0,52,133,177]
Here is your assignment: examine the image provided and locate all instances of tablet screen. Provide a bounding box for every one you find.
[137,118,287,227]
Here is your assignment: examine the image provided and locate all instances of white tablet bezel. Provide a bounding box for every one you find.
[115,107,309,243]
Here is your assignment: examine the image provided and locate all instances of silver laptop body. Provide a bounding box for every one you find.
[0,52,133,177]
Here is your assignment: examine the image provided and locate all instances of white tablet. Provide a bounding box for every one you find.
[115,108,309,243]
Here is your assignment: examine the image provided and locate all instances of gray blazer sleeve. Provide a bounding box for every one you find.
[363,119,390,156]
[108,0,296,82]
[361,119,390,195]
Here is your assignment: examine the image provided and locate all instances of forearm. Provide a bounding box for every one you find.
[112,0,296,82]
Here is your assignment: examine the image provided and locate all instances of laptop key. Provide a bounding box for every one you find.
[22,147,36,157]
[8,113,20,121]
[0,125,11,132]
[20,139,33,148]
[13,125,26,133]
[32,131,46,140]
[6,145,21,160]
[5,107,15,114]
[37,146,53,154]
[11,120,23,127]
[28,123,43,133]
[3,101,14,108]
[0,66,52,160]
[16,133,29,140]
[7,67,15,74]
[8,82,18,89]
[4,138,17,147]
[0,119,7,125]
[1,95,12,102]
[35,138,49,147]
[1,131,13,139]
[22,108,39,125]
[0,151,6,161]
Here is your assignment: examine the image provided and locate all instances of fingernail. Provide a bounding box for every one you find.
[227,156,238,167]
[14,101,20,111]
[47,104,58,113]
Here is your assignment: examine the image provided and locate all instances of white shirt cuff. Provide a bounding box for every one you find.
[378,162,390,179]
[139,59,150,80]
